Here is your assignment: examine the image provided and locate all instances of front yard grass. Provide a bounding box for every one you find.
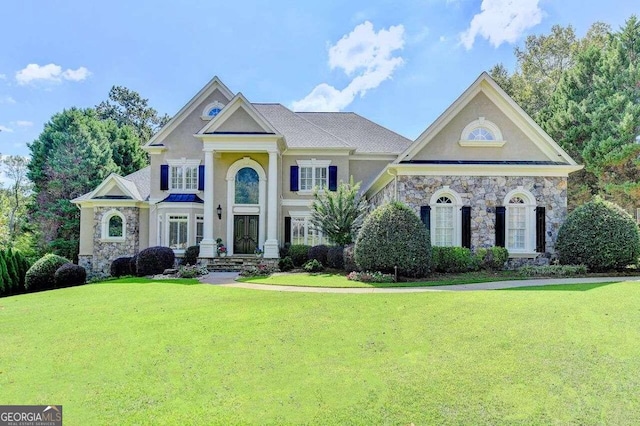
[239,270,527,287]
[1,279,639,424]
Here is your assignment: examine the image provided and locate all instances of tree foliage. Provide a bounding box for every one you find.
[309,177,369,246]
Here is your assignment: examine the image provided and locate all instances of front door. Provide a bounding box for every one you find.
[234,215,259,254]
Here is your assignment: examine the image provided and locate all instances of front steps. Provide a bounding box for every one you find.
[204,256,277,272]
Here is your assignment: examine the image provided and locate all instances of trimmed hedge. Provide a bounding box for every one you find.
[288,244,311,267]
[182,245,200,266]
[556,197,640,271]
[354,202,431,277]
[136,246,176,276]
[308,245,329,266]
[25,254,71,292]
[432,247,476,273]
[474,247,509,271]
[54,263,87,287]
[110,257,133,278]
[278,256,294,272]
[327,245,344,269]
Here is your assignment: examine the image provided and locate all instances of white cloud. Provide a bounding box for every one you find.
[459,0,543,50]
[0,125,14,133]
[15,63,91,85]
[16,120,33,127]
[0,96,16,104]
[293,21,405,111]
[0,74,6,80]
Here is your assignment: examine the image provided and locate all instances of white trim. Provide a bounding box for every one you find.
[167,213,190,251]
[503,187,537,254]
[144,145,167,154]
[460,117,504,142]
[296,159,332,167]
[73,200,149,208]
[156,202,204,210]
[233,205,260,214]
[198,92,280,135]
[393,164,582,177]
[297,158,331,192]
[429,187,463,247]
[283,148,353,156]
[458,140,506,147]
[166,158,201,167]
[281,199,313,207]
[201,100,226,120]
[100,209,126,243]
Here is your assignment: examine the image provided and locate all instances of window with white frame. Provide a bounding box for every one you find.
[291,216,325,246]
[504,189,536,253]
[168,215,189,250]
[297,159,330,192]
[201,101,226,119]
[101,210,126,242]
[167,159,200,191]
[459,117,505,147]
[429,187,462,247]
[196,215,204,245]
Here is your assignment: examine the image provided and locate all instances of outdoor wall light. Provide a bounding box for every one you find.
[217,204,222,220]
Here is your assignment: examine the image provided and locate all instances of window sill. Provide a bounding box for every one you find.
[508,251,539,259]
[458,140,506,147]
[167,189,200,194]
[100,237,125,243]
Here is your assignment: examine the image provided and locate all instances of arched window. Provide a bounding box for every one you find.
[235,167,259,204]
[101,210,126,242]
[504,189,536,253]
[201,101,226,120]
[459,117,505,147]
[430,188,462,247]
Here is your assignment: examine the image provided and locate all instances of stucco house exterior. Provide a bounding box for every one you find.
[72,73,582,276]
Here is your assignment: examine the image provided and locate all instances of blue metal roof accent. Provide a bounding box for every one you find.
[160,194,204,203]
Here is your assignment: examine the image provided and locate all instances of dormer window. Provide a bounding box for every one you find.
[459,117,505,147]
[201,101,226,120]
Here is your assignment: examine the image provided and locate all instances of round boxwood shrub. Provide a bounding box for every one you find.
[54,263,87,287]
[110,257,133,278]
[354,202,431,277]
[556,197,640,271]
[288,244,311,267]
[25,254,71,292]
[129,255,138,275]
[181,245,200,266]
[308,245,329,266]
[136,246,176,276]
[327,245,344,269]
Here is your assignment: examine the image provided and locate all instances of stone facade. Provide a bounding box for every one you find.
[82,207,141,279]
[370,175,567,259]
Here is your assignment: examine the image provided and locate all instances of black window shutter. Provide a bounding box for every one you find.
[462,206,471,249]
[420,206,431,230]
[495,206,506,247]
[290,166,299,192]
[328,166,338,191]
[284,217,291,244]
[198,165,205,191]
[160,165,169,190]
[536,206,546,253]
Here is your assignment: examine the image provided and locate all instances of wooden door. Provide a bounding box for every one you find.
[233,215,259,254]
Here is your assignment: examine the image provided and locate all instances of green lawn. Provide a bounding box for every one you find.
[1,279,639,424]
[240,271,527,287]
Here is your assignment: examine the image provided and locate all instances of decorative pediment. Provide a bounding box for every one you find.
[85,174,143,201]
[197,93,280,136]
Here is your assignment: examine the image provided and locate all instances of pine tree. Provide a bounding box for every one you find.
[3,250,19,292]
[0,252,11,295]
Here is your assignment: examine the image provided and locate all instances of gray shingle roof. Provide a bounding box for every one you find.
[253,104,349,149]
[296,111,412,154]
[72,166,150,203]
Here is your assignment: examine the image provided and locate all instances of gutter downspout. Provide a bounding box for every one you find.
[386,168,398,201]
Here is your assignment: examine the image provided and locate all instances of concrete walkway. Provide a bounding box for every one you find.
[199,273,640,293]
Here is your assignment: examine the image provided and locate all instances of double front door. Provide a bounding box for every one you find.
[233,215,259,254]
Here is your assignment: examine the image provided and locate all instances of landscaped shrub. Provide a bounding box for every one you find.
[343,243,358,273]
[239,263,278,277]
[556,197,640,271]
[354,202,431,277]
[288,244,311,267]
[518,264,587,277]
[327,245,344,269]
[177,264,208,278]
[307,245,329,266]
[25,254,71,292]
[432,247,476,273]
[182,245,200,266]
[110,257,133,278]
[136,246,176,276]
[3,250,19,292]
[279,243,291,259]
[278,256,294,272]
[54,263,87,287]
[129,255,138,275]
[474,247,509,271]
[346,271,395,283]
[0,253,11,295]
[303,259,324,273]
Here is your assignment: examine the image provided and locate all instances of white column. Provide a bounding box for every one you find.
[263,150,280,258]
[199,149,216,258]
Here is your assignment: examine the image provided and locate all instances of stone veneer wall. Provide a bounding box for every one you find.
[78,207,140,279]
[370,175,567,258]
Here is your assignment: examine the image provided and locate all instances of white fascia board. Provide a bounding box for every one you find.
[282,148,353,156]
[393,163,583,177]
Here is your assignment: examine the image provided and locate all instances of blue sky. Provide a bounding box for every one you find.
[0,0,637,165]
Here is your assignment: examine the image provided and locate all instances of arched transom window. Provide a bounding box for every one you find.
[235,167,259,204]
[201,101,226,120]
[459,117,505,147]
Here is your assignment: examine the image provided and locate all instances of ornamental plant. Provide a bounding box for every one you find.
[556,196,640,271]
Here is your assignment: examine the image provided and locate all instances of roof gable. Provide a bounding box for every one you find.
[145,76,234,147]
[79,173,142,202]
[198,93,280,135]
[396,72,578,165]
